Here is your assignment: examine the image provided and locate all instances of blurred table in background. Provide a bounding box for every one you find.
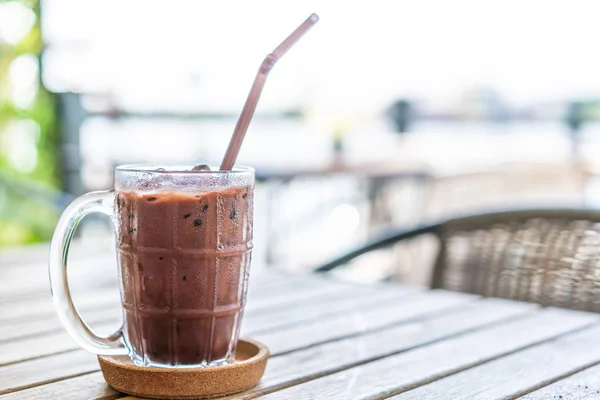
[254,158,433,265]
[254,158,432,181]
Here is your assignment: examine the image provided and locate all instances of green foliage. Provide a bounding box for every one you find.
[0,0,60,247]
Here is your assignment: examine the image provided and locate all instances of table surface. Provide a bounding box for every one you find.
[2,246,600,400]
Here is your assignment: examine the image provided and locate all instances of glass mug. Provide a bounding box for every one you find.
[49,165,254,368]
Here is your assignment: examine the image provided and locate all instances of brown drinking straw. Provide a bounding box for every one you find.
[220,13,319,171]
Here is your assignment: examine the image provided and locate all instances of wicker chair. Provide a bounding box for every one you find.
[316,208,600,312]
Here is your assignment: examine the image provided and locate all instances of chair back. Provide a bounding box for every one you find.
[432,209,600,312]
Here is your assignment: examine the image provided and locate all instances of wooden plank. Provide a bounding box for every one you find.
[0,272,115,304]
[0,255,118,302]
[0,288,446,394]
[0,266,293,305]
[0,321,115,367]
[394,325,600,400]
[252,290,477,354]
[0,286,416,367]
[0,295,497,399]
[0,291,474,392]
[0,276,398,344]
[224,298,535,399]
[0,256,247,304]
[519,362,600,399]
[0,284,373,344]
[244,284,422,335]
[245,283,372,314]
[0,371,119,400]
[0,272,351,322]
[0,288,418,393]
[251,272,363,289]
[0,307,120,344]
[0,280,411,365]
[0,350,98,395]
[259,308,598,400]
[0,239,112,269]
[0,288,121,324]
[0,255,294,304]
[0,272,339,324]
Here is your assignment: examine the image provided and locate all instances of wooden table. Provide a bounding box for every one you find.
[2,248,600,399]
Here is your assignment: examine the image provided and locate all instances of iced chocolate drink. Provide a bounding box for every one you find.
[115,166,254,367]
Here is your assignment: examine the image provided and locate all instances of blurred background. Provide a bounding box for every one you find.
[4,0,600,284]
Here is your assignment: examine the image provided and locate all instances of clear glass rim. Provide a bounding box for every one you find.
[115,164,254,176]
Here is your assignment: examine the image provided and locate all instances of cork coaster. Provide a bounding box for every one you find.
[98,339,269,399]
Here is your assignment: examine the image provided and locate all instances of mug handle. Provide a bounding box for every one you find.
[49,190,127,356]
